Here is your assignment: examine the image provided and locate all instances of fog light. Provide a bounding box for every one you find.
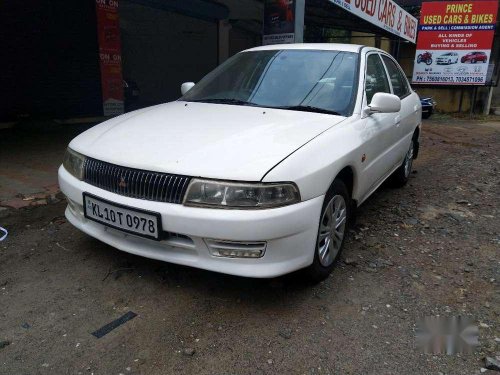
[205,239,266,258]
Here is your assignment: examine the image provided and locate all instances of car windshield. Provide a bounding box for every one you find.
[181,50,359,116]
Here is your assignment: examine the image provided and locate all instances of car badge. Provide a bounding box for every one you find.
[118,177,127,188]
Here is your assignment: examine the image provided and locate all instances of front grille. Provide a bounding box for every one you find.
[83,158,191,204]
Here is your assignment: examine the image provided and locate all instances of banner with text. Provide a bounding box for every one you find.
[263,0,304,45]
[96,0,124,116]
[329,0,418,43]
[412,1,498,85]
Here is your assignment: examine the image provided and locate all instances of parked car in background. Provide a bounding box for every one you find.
[420,96,436,119]
[461,51,488,64]
[59,44,422,282]
[436,52,459,65]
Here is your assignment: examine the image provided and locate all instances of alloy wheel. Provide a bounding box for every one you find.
[317,195,347,267]
[404,141,414,178]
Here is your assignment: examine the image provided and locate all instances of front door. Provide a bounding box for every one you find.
[358,52,401,200]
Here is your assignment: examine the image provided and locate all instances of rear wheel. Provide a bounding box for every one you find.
[472,58,476,63]
[390,136,415,187]
[305,179,350,282]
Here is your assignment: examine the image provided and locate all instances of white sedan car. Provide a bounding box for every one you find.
[436,52,459,65]
[59,44,421,281]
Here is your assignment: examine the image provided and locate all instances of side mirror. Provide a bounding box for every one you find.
[181,82,195,95]
[365,92,401,115]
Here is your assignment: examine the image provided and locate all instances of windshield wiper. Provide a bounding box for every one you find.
[277,105,342,116]
[189,98,256,106]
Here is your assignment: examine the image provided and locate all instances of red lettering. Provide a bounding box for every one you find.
[355,0,376,17]
[404,15,416,39]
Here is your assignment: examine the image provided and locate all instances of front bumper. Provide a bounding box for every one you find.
[58,166,324,278]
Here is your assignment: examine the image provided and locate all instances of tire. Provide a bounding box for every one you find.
[472,59,476,63]
[305,179,351,283]
[422,111,431,119]
[390,136,416,187]
[426,58,432,65]
[417,54,422,63]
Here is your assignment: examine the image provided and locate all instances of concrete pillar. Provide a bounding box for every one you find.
[294,0,305,43]
[483,86,494,115]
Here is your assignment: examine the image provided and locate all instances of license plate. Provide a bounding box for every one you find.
[83,193,162,240]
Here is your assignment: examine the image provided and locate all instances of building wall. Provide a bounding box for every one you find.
[0,0,102,120]
[119,1,218,107]
[492,84,500,113]
[350,32,391,52]
[229,26,260,57]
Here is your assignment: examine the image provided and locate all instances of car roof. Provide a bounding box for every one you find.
[244,43,371,54]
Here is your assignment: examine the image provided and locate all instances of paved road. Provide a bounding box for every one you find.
[0,118,499,374]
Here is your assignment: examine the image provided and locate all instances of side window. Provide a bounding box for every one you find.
[381,55,410,99]
[365,54,391,104]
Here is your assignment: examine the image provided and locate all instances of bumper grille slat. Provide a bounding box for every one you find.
[83,158,191,204]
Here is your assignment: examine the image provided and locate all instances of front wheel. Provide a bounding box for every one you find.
[426,58,432,65]
[390,137,415,187]
[305,179,351,282]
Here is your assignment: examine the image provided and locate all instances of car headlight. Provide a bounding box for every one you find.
[183,179,300,209]
[63,147,86,180]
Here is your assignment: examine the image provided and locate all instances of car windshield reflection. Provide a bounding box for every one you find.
[182,50,359,116]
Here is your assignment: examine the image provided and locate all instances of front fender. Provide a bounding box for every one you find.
[262,117,364,202]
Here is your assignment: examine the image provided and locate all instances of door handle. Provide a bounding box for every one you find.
[395,115,401,127]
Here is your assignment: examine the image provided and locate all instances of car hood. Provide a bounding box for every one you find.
[70,101,345,181]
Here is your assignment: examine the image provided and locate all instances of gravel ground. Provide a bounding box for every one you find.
[0,118,499,375]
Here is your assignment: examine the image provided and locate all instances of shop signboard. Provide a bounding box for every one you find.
[412,1,498,85]
[329,0,418,43]
[96,0,124,116]
[263,0,304,45]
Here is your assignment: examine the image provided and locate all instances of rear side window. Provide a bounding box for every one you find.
[381,55,411,99]
[365,54,390,104]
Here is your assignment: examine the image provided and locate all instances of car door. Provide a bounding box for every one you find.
[358,52,401,200]
[380,54,417,162]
